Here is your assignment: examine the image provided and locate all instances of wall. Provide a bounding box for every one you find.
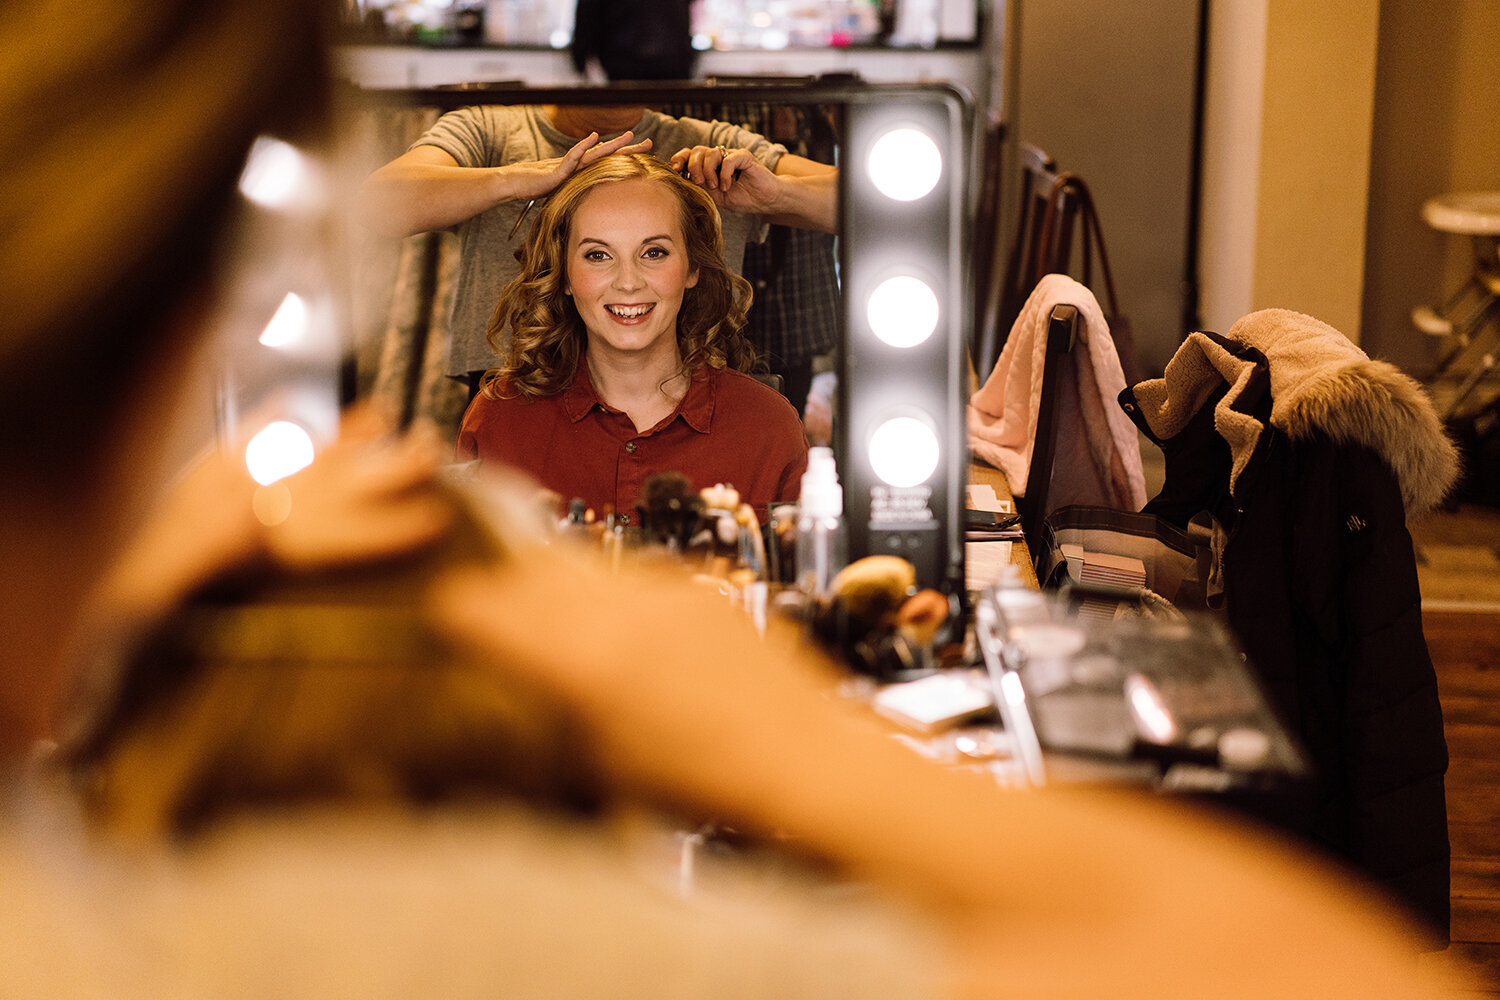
[1200,1,1380,340]
[1197,0,1266,336]
[1203,0,1500,374]
[1008,0,1202,378]
[1361,0,1500,374]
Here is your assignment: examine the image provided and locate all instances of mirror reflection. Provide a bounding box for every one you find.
[341,86,847,457]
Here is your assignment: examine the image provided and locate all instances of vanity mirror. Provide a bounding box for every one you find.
[234,79,973,591]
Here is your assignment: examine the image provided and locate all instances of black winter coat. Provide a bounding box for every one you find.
[1121,311,1459,942]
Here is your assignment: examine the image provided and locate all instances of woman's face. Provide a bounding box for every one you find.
[564,178,699,366]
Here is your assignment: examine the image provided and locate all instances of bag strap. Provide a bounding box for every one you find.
[1070,175,1122,317]
[1033,173,1075,289]
[1034,172,1123,318]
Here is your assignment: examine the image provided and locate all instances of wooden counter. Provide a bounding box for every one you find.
[966,458,1038,590]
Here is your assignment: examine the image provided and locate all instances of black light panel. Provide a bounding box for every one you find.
[837,85,972,594]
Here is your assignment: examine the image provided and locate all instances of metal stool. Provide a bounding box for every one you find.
[1411,190,1500,418]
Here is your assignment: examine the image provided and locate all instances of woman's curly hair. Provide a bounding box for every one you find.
[481,153,759,399]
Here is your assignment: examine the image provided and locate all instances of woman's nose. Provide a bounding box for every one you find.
[612,259,645,290]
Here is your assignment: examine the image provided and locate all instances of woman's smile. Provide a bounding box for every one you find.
[605,302,656,321]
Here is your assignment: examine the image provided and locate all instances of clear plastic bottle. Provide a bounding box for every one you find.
[796,446,846,597]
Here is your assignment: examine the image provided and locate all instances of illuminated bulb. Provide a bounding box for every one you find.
[245,420,315,486]
[238,135,312,209]
[867,127,942,202]
[259,292,308,348]
[868,416,939,488]
[867,275,938,347]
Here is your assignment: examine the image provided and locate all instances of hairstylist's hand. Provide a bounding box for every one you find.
[255,405,454,569]
[504,131,653,201]
[669,144,781,216]
[94,404,453,630]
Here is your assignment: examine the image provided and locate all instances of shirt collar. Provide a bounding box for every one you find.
[562,356,718,435]
[675,368,716,434]
[561,356,603,423]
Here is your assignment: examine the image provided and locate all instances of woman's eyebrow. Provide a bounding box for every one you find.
[574,233,676,249]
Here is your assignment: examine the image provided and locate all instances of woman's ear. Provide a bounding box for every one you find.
[686,268,699,289]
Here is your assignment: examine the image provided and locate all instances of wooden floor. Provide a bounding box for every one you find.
[1411,496,1500,995]
[1423,608,1500,996]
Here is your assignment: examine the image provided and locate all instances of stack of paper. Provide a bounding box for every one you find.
[1078,551,1146,592]
[1060,546,1148,622]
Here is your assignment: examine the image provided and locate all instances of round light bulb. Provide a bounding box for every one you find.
[245,420,315,486]
[867,127,942,202]
[259,292,308,348]
[869,416,940,488]
[238,135,314,210]
[867,275,939,347]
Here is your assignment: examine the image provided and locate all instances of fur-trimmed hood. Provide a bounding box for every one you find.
[1130,308,1460,516]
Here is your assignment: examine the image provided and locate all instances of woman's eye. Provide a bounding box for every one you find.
[642,246,669,260]
[582,249,609,262]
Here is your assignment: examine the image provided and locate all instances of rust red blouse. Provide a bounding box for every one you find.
[456,360,809,523]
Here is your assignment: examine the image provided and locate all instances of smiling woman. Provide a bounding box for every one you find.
[564,176,702,389]
[456,153,809,520]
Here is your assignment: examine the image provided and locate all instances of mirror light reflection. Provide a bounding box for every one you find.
[258,292,309,349]
[866,127,942,202]
[867,275,939,347]
[868,415,940,488]
[238,136,320,211]
[245,420,316,486]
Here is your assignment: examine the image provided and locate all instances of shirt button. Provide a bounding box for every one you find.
[625,441,638,454]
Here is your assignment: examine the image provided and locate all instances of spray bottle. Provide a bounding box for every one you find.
[796,446,846,598]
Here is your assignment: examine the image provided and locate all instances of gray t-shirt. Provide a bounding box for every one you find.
[414,105,787,377]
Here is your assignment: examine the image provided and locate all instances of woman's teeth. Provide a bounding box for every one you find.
[606,304,653,318]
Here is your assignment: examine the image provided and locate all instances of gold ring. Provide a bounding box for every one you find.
[715,145,729,157]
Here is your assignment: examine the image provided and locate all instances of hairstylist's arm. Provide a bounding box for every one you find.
[670,148,837,234]
[430,546,1454,1000]
[357,132,652,237]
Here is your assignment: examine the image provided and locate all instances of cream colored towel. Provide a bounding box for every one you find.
[968,273,1146,512]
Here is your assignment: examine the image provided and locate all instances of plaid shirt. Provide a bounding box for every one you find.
[740,225,840,367]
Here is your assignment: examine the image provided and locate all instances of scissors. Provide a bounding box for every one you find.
[508,199,537,239]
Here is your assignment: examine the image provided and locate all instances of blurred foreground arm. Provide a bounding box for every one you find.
[431,546,1459,1000]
